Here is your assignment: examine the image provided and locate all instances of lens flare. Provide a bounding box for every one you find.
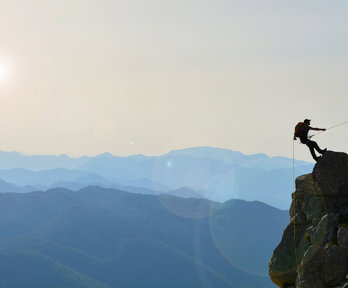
[151,157,239,219]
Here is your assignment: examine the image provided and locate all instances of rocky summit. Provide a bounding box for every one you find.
[269,151,348,288]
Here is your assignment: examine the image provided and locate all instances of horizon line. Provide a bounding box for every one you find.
[0,145,312,163]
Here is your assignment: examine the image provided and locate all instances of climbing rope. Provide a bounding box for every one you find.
[309,120,348,139]
[292,140,299,269]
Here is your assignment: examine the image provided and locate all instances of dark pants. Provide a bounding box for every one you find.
[301,138,325,161]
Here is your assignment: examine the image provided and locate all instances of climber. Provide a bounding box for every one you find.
[294,119,327,161]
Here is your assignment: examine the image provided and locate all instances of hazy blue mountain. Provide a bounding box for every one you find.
[0,178,45,193]
[0,187,287,288]
[75,147,313,208]
[0,168,108,187]
[75,172,111,185]
[0,178,22,192]
[0,151,89,170]
[0,178,25,193]
[0,147,313,208]
[49,181,90,191]
[0,251,109,288]
[163,187,203,198]
[166,146,310,170]
[113,185,203,199]
[0,179,202,200]
[0,146,311,172]
[117,177,170,191]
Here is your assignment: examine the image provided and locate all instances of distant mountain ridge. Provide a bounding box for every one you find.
[0,186,287,288]
[0,146,313,209]
[0,146,311,171]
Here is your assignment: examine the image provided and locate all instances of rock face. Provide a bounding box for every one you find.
[269,151,348,288]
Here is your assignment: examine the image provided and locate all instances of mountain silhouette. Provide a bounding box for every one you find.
[0,186,287,287]
[0,147,313,209]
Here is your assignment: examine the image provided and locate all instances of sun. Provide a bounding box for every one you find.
[0,59,13,85]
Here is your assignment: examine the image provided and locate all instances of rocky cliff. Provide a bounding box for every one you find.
[269,151,348,288]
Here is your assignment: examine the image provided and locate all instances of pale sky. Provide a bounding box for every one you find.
[0,0,347,162]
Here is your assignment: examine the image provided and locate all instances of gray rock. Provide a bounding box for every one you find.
[296,271,326,288]
[338,227,348,248]
[270,151,348,288]
[322,246,348,286]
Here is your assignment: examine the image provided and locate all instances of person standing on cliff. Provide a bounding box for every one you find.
[294,119,327,161]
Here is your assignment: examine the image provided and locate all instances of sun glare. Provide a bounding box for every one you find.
[0,58,13,86]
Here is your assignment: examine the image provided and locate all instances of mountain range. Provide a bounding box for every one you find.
[0,146,313,209]
[0,186,288,288]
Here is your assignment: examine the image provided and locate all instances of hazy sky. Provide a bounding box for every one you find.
[0,0,347,161]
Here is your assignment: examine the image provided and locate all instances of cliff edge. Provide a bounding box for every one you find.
[269,151,348,288]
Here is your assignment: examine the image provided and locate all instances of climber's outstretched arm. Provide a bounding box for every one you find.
[309,127,326,131]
